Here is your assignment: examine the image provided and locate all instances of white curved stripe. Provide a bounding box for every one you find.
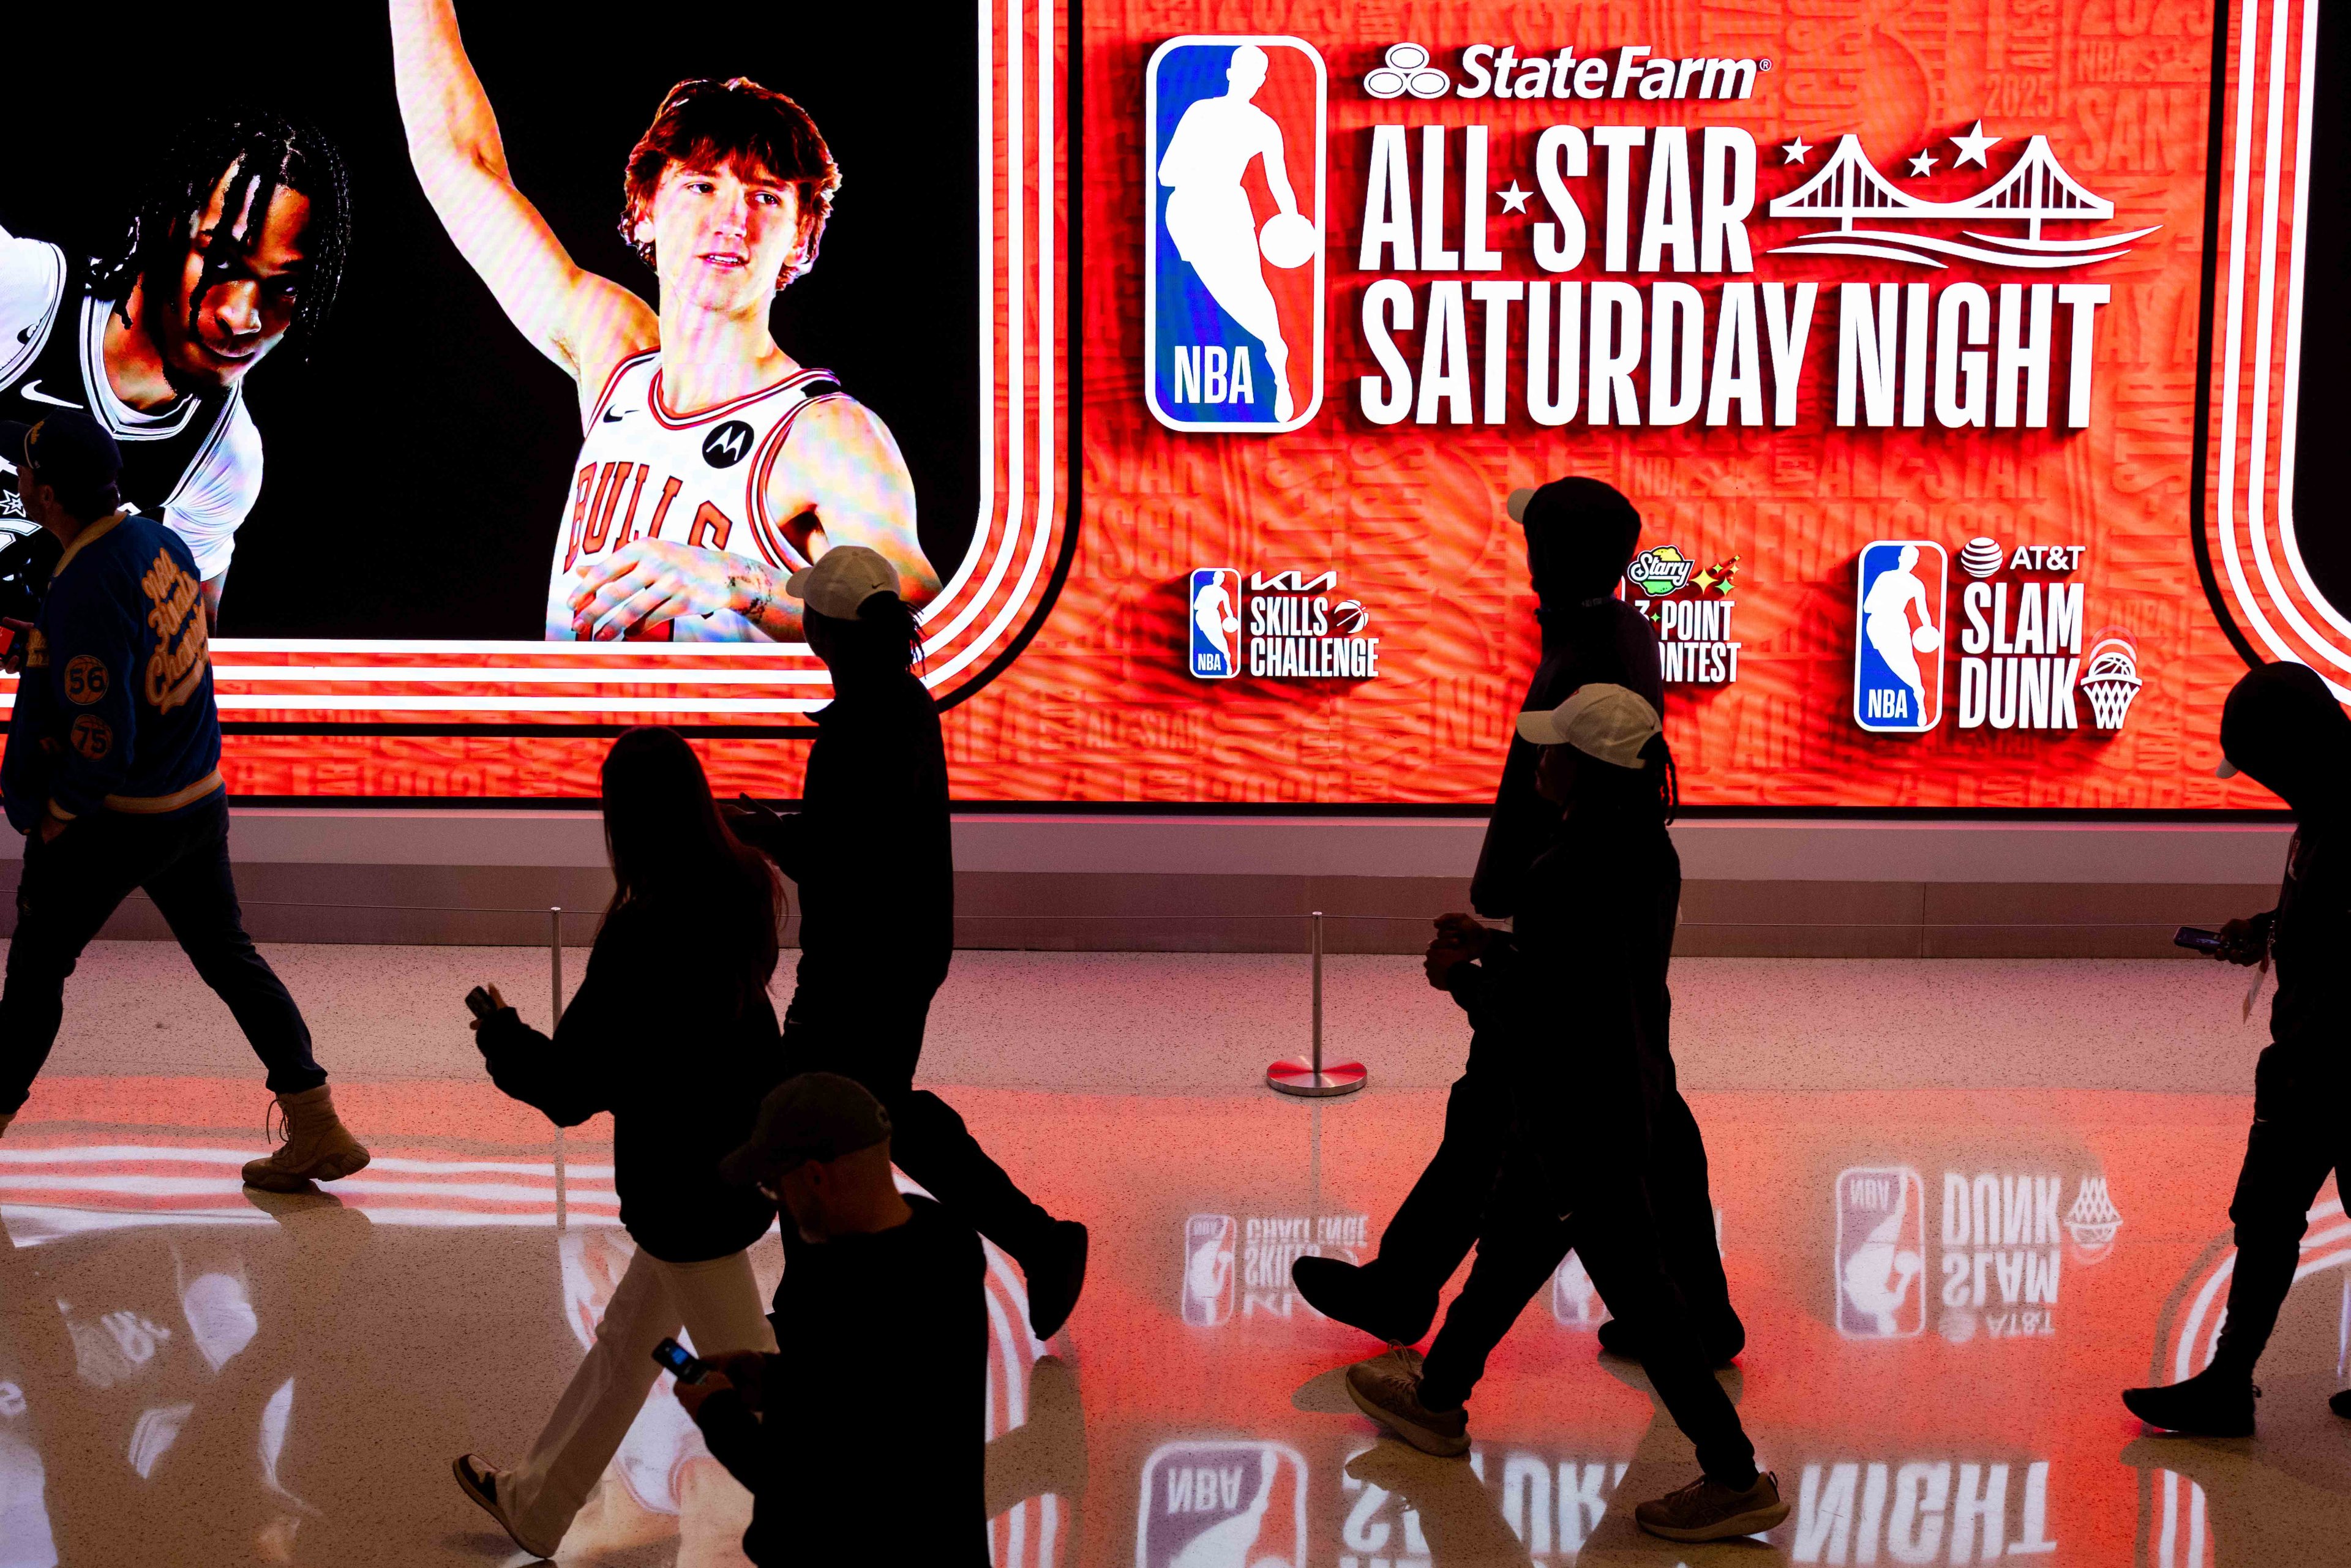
[208,665,835,687]
[1773,230,2135,266]
[929,0,1000,617]
[1952,225,2162,252]
[1765,242,1949,268]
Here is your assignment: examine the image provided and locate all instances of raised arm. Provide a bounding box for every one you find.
[388,0,654,404]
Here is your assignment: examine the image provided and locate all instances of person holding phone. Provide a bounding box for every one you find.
[669,1071,986,1565]
[449,726,787,1560]
[2125,663,2351,1435]
[728,546,1088,1338]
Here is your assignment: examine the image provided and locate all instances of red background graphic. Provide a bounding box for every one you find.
[50,4,2300,808]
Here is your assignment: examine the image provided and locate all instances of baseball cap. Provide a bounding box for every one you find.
[719,1071,891,1185]
[785,545,899,621]
[0,411,122,493]
[1516,683,1662,768]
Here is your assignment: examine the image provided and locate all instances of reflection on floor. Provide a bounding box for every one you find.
[6,1070,2347,1566]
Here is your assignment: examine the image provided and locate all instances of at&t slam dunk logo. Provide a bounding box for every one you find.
[1145,37,1326,432]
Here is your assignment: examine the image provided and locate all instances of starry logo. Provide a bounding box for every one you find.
[1627,546,1693,597]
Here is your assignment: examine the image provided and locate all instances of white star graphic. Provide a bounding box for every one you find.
[1781,135,1812,165]
[1908,151,1938,177]
[1949,119,2001,168]
[1495,181,1532,215]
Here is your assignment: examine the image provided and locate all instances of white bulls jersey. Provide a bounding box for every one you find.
[547,352,844,641]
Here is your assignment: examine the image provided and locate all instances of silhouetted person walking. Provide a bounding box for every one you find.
[1340,686,1787,1544]
[733,546,1088,1337]
[452,727,788,1558]
[2126,663,2351,1436]
[1294,479,1741,1365]
[680,1072,987,1564]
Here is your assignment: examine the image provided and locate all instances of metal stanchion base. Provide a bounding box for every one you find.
[1265,1057,1368,1097]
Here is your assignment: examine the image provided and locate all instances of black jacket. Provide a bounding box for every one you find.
[474,899,786,1262]
[691,1196,985,1564]
[751,670,953,999]
[1471,601,1665,918]
[1449,803,1681,1196]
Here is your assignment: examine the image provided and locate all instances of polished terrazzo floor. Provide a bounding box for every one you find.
[0,944,2338,1566]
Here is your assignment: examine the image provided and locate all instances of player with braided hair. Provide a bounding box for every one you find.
[0,108,350,626]
[391,0,938,643]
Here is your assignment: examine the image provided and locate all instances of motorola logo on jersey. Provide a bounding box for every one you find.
[1835,1166,1927,1338]
[700,421,756,468]
[1144,36,1327,433]
[1136,1441,1305,1568]
[1854,541,1949,733]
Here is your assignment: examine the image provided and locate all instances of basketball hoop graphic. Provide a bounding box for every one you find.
[2077,634,2145,731]
[1768,134,2155,269]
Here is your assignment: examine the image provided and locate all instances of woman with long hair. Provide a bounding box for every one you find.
[732,545,1089,1340]
[450,726,787,1561]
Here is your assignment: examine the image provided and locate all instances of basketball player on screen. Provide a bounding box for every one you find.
[0,111,350,626]
[390,0,938,643]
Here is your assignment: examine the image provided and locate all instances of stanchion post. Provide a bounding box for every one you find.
[550,906,567,1230]
[1267,910,1367,1097]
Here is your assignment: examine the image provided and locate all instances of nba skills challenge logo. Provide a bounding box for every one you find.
[1145,37,1325,432]
[1854,541,1949,732]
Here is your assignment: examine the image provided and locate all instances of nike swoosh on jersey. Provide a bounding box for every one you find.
[601,407,635,422]
[18,381,81,409]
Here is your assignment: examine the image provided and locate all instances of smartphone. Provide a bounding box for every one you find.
[464,986,500,1021]
[651,1337,707,1384]
[2173,926,2225,954]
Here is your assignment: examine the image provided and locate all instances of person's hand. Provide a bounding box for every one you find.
[467,982,507,1034]
[36,814,67,845]
[2215,917,2268,967]
[1425,940,1474,990]
[703,1350,768,1410]
[1431,912,1491,959]
[672,1369,732,1420]
[726,793,784,855]
[568,541,756,640]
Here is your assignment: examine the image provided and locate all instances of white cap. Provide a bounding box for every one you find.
[785,546,900,621]
[1516,683,1662,768]
[2216,757,2240,778]
[1505,487,1535,523]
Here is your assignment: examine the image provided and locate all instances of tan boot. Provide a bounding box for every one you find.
[0,1112,12,1141]
[242,1085,371,1191]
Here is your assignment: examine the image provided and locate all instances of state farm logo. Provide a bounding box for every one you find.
[1362,42,1763,100]
[1362,43,1449,99]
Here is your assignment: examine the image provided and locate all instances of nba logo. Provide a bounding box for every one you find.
[1188,568,1242,680]
[1145,37,1326,433]
[1182,1214,1236,1326]
[1854,541,1949,732]
[1136,1441,1307,1568]
[1835,1166,1927,1338]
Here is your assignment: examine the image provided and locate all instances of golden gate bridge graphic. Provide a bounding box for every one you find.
[1767,134,2157,269]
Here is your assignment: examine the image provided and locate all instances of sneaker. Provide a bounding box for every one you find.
[1343,1348,1468,1458]
[2123,1371,2258,1436]
[1292,1256,1435,1345]
[451,1454,555,1560]
[1635,1470,1791,1542]
[1596,1314,1744,1368]
[242,1086,372,1192]
[1026,1220,1090,1340]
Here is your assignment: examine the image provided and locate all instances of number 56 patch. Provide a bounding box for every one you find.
[69,714,111,760]
[64,654,108,705]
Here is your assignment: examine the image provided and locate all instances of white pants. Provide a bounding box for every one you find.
[503,1244,776,1553]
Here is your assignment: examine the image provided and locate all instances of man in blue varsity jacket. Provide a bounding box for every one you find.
[0,412,369,1187]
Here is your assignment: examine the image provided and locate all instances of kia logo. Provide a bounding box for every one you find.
[702,421,756,468]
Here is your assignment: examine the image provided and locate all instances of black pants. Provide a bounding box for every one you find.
[0,792,321,1114]
[780,970,1054,1261]
[1375,1027,1743,1349]
[1419,1136,1758,1488]
[2212,1043,2349,1378]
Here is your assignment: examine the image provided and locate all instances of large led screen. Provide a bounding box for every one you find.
[0,3,2323,806]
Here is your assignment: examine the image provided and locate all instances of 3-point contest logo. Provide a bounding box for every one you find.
[1854,541,1949,732]
[1136,1441,1306,1568]
[1145,37,1325,433]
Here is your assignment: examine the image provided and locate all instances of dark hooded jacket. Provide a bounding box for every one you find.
[2219,662,2351,1051]
[1471,479,1665,917]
